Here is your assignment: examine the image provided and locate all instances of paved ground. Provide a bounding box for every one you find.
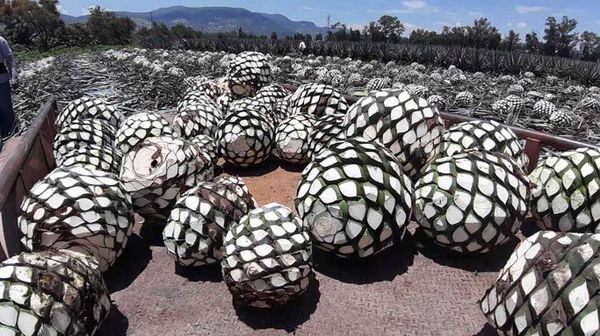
[98,159,516,336]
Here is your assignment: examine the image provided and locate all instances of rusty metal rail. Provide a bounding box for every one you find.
[0,97,57,261]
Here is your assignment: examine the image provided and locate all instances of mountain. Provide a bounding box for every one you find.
[61,6,328,37]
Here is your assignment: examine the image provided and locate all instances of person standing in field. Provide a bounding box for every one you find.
[0,35,18,137]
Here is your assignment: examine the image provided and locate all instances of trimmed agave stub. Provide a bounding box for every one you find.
[216,109,275,167]
[172,103,222,139]
[439,120,529,170]
[163,175,257,266]
[529,148,600,232]
[120,136,214,224]
[59,144,120,174]
[365,77,391,91]
[189,134,218,163]
[115,112,173,155]
[295,138,414,258]
[229,98,278,126]
[222,203,312,308]
[53,119,118,166]
[55,97,123,129]
[227,51,271,98]
[288,83,349,117]
[18,166,134,271]
[0,249,111,336]
[481,231,600,335]
[254,84,290,107]
[307,113,345,158]
[186,80,223,100]
[177,90,221,113]
[275,114,316,164]
[414,151,530,253]
[343,89,444,180]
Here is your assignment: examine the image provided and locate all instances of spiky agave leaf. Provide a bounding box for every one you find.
[295,137,413,258]
[481,231,600,335]
[0,249,111,336]
[415,151,530,253]
[274,114,316,164]
[163,175,257,266]
[18,166,134,271]
[115,112,173,155]
[343,89,444,180]
[120,136,214,224]
[288,83,348,117]
[529,148,600,232]
[216,109,274,167]
[222,203,312,308]
[439,120,529,170]
[55,97,123,130]
[227,51,271,98]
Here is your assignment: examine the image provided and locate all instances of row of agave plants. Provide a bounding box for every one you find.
[178,38,600,85]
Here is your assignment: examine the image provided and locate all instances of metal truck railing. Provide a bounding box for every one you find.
[0,97,57,260]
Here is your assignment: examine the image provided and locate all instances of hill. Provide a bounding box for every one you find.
[61,6,328,37]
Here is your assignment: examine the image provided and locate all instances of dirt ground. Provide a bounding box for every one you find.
[98,158,508,336]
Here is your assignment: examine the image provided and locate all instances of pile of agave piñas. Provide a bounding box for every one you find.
[6,49,600,335]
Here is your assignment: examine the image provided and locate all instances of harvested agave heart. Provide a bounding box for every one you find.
[0,249,111,336]
[481,231,600,335]
[288,83,349,117]
[18,166,134,271]
[120,136,214,224]
[295,137,414,258]
[227,51,271,98]
[222,203,313,308]
[163,175,257,266]
[274,114,316,164]
[529,147,600,232]
[343,89,444,180]
[55,96,123,129]
[414,151,530,253]
[115,112,173,155]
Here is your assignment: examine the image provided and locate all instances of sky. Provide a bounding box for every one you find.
[57,0,600,36]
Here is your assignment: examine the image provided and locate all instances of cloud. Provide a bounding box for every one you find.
[515,6,547,14]
[467,11,484,17]
[402,1,427,10]
[346,23,366,30]
[404,22,420,34]
[368,1,436,14]
[57,4,68,15]
[516,22,528,28]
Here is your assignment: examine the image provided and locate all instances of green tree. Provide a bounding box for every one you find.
[556,16,578,57]
[525,32,541,53]
[87,6,136,45]
[466,18,501,49]
[502,30,520,51]
[364,15,404,42]
[270,31,278,40]
[543,17,559,55]
[0,0,64,50]
[171,23,198,39]
[580,31,600,61]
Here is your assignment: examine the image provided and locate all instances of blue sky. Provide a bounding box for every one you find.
[57,0,600,36]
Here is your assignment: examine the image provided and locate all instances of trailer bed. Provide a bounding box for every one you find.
[99,161,503,336]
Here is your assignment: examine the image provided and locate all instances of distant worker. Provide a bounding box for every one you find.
[298,41,306,53]
[0,35,17,137]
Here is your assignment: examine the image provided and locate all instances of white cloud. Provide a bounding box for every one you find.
[346,23,366,30]
[516,22,528,28]
[57,4,68,15]
[404,22,420,34]
[468,11,484,17]
[368,1,436,14]
[402,1,427,10]
[515,6,547,14]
